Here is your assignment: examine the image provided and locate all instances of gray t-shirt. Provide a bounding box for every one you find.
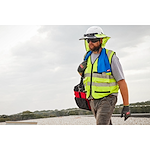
[90,52,125,97]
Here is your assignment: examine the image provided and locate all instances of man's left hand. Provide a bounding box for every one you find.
[121,106,131,121]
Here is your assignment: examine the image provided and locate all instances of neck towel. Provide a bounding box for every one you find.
[84,48,111,73]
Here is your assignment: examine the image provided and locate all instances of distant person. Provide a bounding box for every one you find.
[77,26,131,125]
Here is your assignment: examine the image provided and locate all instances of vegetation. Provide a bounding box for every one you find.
[0,108,92,122]
[114,100,150,114]
[0,100,150,122]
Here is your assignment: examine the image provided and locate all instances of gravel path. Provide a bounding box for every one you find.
[0,115,150,125]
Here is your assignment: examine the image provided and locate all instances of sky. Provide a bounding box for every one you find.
[0,25,150,115]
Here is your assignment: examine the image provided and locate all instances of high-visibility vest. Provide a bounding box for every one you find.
[83,49,119,99]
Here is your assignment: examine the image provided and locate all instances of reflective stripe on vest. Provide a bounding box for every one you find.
[83,49,119,99]
[87,82,118,87]
[84,72,114,79]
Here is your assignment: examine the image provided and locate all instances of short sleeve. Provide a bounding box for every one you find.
[111,54,125,82]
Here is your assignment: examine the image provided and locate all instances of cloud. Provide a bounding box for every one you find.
[103,25,150,58]
[0,26,83,114]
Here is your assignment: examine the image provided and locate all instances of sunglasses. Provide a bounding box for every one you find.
[87,38,100,43]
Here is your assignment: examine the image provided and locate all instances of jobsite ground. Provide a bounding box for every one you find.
[0,114,150,125]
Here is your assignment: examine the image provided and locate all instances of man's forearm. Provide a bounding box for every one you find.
[117,79,129,106]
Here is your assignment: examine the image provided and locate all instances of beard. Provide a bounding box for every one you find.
[90,43,102,52]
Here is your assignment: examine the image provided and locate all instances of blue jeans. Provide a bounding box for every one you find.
[89,95,117,125]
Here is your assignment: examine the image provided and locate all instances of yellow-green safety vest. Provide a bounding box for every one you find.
[83,49,119,99]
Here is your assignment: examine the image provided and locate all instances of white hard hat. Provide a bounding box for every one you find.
[79,26,107,40]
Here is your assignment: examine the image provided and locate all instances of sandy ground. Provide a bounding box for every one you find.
[0,115,150,125]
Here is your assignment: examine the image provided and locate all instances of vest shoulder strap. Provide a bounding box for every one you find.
[106,49,115,64]
[83,51,92,61]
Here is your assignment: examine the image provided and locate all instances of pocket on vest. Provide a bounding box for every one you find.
[95,91,110,93]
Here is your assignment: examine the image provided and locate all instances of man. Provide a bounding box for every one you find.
[77,26,130,125]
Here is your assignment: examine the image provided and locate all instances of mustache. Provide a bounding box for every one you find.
[91,44,102,52]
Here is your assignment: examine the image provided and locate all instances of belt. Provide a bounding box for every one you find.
[88,94,114,101]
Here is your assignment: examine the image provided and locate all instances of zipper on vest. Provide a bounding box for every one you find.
[89,64,93,97]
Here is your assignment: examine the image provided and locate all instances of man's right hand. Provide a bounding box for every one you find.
[77,61,87,75]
